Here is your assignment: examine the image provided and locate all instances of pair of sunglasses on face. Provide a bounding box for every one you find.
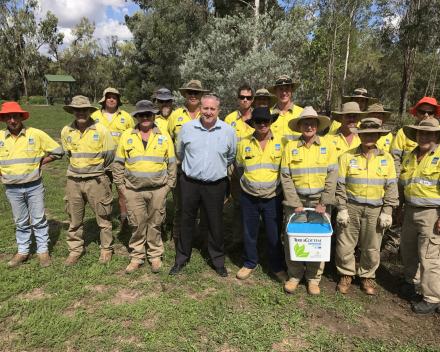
[253,119,271,125]
[418,109,436,116]
[238,95,253,101]
[186,90,202,96]
[157,100,172,104]
[275,78,293,85]
[137,112,154,118]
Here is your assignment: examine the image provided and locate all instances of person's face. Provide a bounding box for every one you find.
[352,97,368,111]
[360,133,379,148]
[105,93,118,109]
[185,90,203,107]
[237,89,253,110]
[340,113,359,129]
[200,98,219,125]
[72,108,91,124]
[367,112,384,125]
[254,97,271,108]
[417,130,438,152]
[254,118,272,135]
[274,85,293,104]
[299,118,319,139]
[157,99,173,117]
[415,103,437,122]
[3,113,23,131]
[135,111,155,129]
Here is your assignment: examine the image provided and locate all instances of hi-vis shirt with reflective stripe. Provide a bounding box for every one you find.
[270,102,303,141]
[61,119,115,178]
[91,109,135,148]
[224,110,254,143]
[399,144,440,207]
[235,131,288,198]
[391,127,418,177]
[167,107,200,146]
[324,127,361,158]
[113,125,177,191]
[155,115,170,133]
[0,126,63,185]
[337,146,398,212]
[280,135,338,208]
[377,132,394,154]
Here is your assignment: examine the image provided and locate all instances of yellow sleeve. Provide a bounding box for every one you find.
[165,132,177,189]
[328,139,338,170]
[39,130,63,159]
[338,152,348,182]
[90,110,101,122]
[61,126,70,161]
[101,126,115,168]
[235,140,245,167]
[113,133,127,191]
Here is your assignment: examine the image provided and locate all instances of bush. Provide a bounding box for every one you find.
[392,113,417,130]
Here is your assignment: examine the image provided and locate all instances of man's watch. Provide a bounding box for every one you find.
[320,203,326,207]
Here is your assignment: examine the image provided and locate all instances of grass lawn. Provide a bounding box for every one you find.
[0,105,439,351]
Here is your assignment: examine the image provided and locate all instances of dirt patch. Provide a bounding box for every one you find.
[114,244,129,257]
[215,342,240,352]
[17,285,51,300]
[0,253,13,261]
[85,285,107,294]
[187,287,217,300]
[62,299,97,318]
[272,338,310,352]
[111,289,142,305]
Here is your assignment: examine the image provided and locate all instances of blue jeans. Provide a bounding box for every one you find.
[5,178,49,255]
[240,191,284,273]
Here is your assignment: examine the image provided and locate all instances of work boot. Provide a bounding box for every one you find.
[236,265,258,280]
[284,281,298,294]
[308,284,320,296]
[360,278,375,295]
[337,275,353,294]
[125,262,142,274]
[64,253,83,267]
[98,252,112,265]
[168,238,178,251]
[226,242,243,254]
[273,270,289,283]
[151,260,162,273]
[38,253,52,268]
[8,254,30,268]
[399,281,416,295]
[413,300,440,314]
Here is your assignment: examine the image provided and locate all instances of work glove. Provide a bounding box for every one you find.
[336,208,350,228]
[378,213,392,230]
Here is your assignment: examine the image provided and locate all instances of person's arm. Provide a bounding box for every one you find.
[319,142,338,207]
[391,131,404,178]
[335,154,348,210]
[165,134,177,190]
[61,127,70,163]
[113,143,126,193]
[40,131,64,162]
[382,155,399,215]
[176,123,186,161]
[226,129,237,167]
[102,129,115,168]
[280,142,303,212]
[235,141,245,179]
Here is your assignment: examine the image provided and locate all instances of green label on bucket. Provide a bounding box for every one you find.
[294,243,310,258]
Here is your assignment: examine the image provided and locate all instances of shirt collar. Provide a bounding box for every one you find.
[195,117,221,131]
[354,145,384,158]
[251,130,274,141]
[235,108,253,120]
[411,144,439,155]
[101,108,121,116]
[69,118,96,132]
[272,101,294,114]
[5,124,26,138]
[297,134,321,147]
[132,124,161,135]
[334,126,358,138]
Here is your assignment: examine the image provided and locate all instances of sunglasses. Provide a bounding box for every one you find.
[238,95,253,101]
[186,90,201,96]
[417,109,435,116]
[275,78,292,85]
[254,119,270,125]
[353,91,369,97]
[157,99,172,104]
[137,112,153,118]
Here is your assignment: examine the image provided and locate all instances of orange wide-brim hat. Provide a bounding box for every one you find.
[410,97,440,118]
[0,102,30,121]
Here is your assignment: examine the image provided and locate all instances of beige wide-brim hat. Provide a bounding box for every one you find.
[251,88,278,108]
[350,118,390,136]
[403,117,440,143]
[288,106,330,133]
[341,88,378,107]
[98,87,122,107]
[366,103,392,123]
[267,75,301,94]
[178,80,210,95]
[331,102,369,121]
[63,95,98,114]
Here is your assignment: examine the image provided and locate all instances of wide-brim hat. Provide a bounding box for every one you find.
[0,102,29,121]
[350,118,390,136]
[63,95,98,114]
[288,106,330,133]
[130,100,159,117]
[331,102,369,121]
[251,89,278,108]
[366,103,392,123]
[178,80,210,95]
[267,75,301,94]
[341,88,378,107]
[249,107,279,124]
[156,88,175,101]
[409,97,440,118]
[403,117,440,142]
[99,87,122,107]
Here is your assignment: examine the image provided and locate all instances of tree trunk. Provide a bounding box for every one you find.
[19,67,29,102]
[399,48,417,117]
[431,53,440,97]
[325,24,338,117]
[341,3,356,99]
[253,0,260,52]
[425,53,437,96]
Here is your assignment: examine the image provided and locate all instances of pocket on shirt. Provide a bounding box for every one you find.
[216,139,230,155]
[426,236,440,259]
[0,150,9,158]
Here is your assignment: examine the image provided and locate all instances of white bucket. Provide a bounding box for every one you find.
[286,208,333,262]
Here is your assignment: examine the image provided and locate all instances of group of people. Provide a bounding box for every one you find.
[1,74,440,315]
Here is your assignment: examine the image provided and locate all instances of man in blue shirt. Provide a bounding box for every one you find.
[169,94,237,276]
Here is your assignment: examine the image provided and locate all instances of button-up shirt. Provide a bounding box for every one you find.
[177,118,237,182]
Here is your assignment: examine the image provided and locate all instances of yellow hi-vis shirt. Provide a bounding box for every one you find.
[337,146,398,209]
[324,127,361,158]
[0,126,63,185]
[167,107,200,146]
[91,108,135,148]
[235,131,288,198]
[399,144,440,207]
[224,110,254,143]
[155,115,170,133]
[270,102,303,141]
[61,119,115,178]
[280,135,338,208]
[391,127,418,177]
[377,132,394,154]
[113,125,177,191]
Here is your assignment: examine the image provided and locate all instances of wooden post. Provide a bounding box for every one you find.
[44,78,48,106]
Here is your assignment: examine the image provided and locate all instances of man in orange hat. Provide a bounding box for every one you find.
[0,102,63,268]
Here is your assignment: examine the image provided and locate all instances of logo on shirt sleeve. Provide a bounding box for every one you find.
[67,136,72,143]
[95,118,99,122]
[231,121,236,127]
[178,117,183,122]
[406,159,410,165]
[432,157,439,165]
[29,138,34,145]
[0,141,4,147]
[320,147,326,155]
[275,143,281,152]
[93,134,99,142]
[381,159,387,166]
[292,149,299,155]
[127,138,133,144]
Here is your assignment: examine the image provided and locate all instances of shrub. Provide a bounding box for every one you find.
[391,113,416,130]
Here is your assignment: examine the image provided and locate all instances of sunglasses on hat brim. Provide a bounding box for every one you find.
[275,78,293,85]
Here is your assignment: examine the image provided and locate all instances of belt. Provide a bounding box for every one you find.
[183,173,225,185]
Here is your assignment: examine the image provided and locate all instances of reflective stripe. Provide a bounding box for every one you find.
[391,148,403,157]
[237,137,244,143]
[280,167,290,174]
[236,161,245,169]
[346,177,386,186]
[403,151,409,157]
[327,163,338,171]
[102,150,115,155]
[284,135,300,141]
[110,132,122,137]
[0,156,43,166]
[169,133,175,140]
[115,156,125,163]
[297,187,325,195]
[289,167,328,175]
[167,156,176,163]
[127,155,165,163]
[406,196,440,206]
[338,176,346,184]
[49,146,64,155]
[71,152,103,159]
[400,177,440,187]
[68,164,104,173]
[1,168,40,180]
[386,178,397,185]
[347,193,383,205]
[245,163,280,172]
[125,169,167,178]
[242,177,280,188]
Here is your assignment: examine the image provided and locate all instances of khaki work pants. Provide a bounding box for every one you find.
[105,169,127,216]
[229,165,243,243]
[284,195,328,285]
[125,185,169,263]
[401,205,440,304]
[64,175,113,255]
[336,202,382,278]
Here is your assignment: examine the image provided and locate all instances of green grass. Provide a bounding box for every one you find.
[0,106,439,351]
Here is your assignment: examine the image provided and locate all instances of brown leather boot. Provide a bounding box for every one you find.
[236,265,258,280]
[98,252,112,264]
[308,284,320,296]
[273,270,289,282]
[360,278,375,295]
[337,275,353,294]
[64,253,83,267]
[284,281,298,294]
[38,253,52,268]
[125,262,142,274]
[8,254,30,268]
[151,260,162,273]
